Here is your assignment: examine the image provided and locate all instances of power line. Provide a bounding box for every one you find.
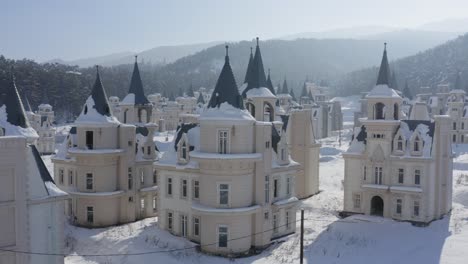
[0,216,349,258]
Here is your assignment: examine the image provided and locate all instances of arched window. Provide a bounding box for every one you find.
[393,103,399,120]
[263,102,274,121]
[463,122,465,130]
[413,136,421,152]
[124,109,128,124]
[374,102,385,120]
[246,103,255,117]
[181,141,187,160]
[139,109,147,123]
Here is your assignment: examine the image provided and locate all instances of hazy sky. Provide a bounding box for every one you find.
[2,0,468,61]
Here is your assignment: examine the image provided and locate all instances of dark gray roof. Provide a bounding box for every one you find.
[128,57,150,105]
[70,126,77,134]
[301,82,308,97]
[174,123,198,151]
[400,120,435,139]
[207,46,244,109]
[197,92,205,104]
[243,47,254,84]
[282,79,289,94]
[30,144,55,195]
[266,69,276,95]
[354,125,367,144]
[376,43,391,86]
[136,126,149,136]
[1,73,30,128]
[242,38,267,98]
[90,67,112,117]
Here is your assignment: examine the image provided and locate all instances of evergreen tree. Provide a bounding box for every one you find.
[290,88,296,101]
[454,71,463,91]
[301,82,308,97]
[197,92,205,104]
[169,92,175,101]
[282,79,289,94]
[403,79,412,99]
[390,71,399,90]
[187,83,195,97]
[308,90,313,100]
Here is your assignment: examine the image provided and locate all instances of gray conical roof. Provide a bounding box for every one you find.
[243,47,254,84]
[282,79,289,94]
[197,92,205,104]
[128,56,150,105]
[90,67,112,116]
[242,38,267,97]
[266,69,276,95]
[208,46,244,109]
[301,82,308,97]
[376,43,391,86]
[2,72,30,128]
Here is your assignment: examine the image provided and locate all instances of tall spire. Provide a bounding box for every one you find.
[242,37,267,97]
[128,55,150,105]
[376,43,391,86]
[301,82,308,97]
[243,47,254,84]
[23,93,33,112]
[90,66,112,116]
[266,68,276,95]
[197,92,205,104]
[282,78,289,94]
[1,70,30,128]
[208,45,244,109]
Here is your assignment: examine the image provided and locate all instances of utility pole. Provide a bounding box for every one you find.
[300,209,304,264]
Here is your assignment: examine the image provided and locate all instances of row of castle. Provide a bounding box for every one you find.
[0,40,453,263]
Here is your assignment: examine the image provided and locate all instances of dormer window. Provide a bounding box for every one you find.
[397,136,403,151]
[181,142,187,160]
[177,134,189,164]
[411,133,423,156]
[414,140,420,152]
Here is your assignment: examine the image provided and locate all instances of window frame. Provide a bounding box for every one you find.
[217,225,229,248]
[167,211,173,230]
[353,193,361,209]
[396,198,402,215]
[181,179,188,199]
[86,173,93,190]
[398,168,404,184]
[374,166,383,185]
[167,177,173,197]
[414,169,421,185]
[217,129,230,154]
[86,206,94,224]
[193,180,200,200]
[218,183,230,206]
[193,216,200,237]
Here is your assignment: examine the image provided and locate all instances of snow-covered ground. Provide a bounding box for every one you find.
[41,96,468,263]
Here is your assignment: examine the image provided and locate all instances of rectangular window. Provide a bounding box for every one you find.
[167,178,173,196]
[68,170,73,186]
[193,217,200,237]
[153,170,157,184]
[181,179,187,198]
[363,166,367,181]
[413,201,420,217]
[286,211,290,229]
[152,196,157,211]
[265,176,270,203]
[218,130,228,154]
[140,169,144,185]
[59,169,64,184]
[453,122,457,130]
[264,212,269,220]
[374,167,383,185]
[286,177,291,195]
[218,226,228,248]
[274,179,279,198]
[86,131,93,149]
[265,141,270,149]
[193,180,200,199]
[396,199,402,215]
[128,168,133,190]
[86,173,93,190]
[281,149,286,161]
[353,194,361,209]
[128,196,133,202]
[147,146,151,155]
[167,211,173,230]
[180,215,187,237]
[219,184,229,205]
[87,206,94,223]
[414,169,421,185]
[273,214,278,233]
[397,141,403,151]
[398,168,404,184]
[414,141,420,151]
[140,198,145,213]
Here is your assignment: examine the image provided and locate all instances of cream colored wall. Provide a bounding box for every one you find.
[74,196,121,227]
[76,127,118,149]
[199,120,255,154]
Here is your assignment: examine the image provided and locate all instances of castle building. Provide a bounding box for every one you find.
[52,66,158,228]
[0,73,68,264]
[343,45,453,224]
[24,94,56,154]
[156,44,300,256]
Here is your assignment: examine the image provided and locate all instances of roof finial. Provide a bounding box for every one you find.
[135,55,138,63]
[95,65,99,74]
[225,45,229,57]
[250,47,253,55]
[268,68,271,76]
[384,42,387,51]
[256,37,259,46]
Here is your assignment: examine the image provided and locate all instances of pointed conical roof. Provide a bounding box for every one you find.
[307,89,313,100]
[242,38,267,97]
[1,72,30,128]
[90,66,112,116]
[128,56,150,105]
[301,82,308,97]
[244,47,254,84]
[208,46,244,109]
[282,79,289,94]
[197,92,205,104]
[266,69,276,95]
[376,43,391,86]
[290,88,296,101]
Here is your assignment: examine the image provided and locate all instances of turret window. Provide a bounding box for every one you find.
[86,131,94,149]
[374,102,385,120]
[397,136,404,151]
[218,183,229,206]
[218,130,229,154]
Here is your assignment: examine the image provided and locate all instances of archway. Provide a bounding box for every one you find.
[370,196,384,216]
[263,102,274,121]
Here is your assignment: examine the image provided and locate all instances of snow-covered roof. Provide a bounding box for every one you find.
[120,93,135,105]
[246,87,276,99]
[75,97,120,126]
[200,102,255,121]
[0,105,38,139]
[366,84,401,99]
[396,120,435,157]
